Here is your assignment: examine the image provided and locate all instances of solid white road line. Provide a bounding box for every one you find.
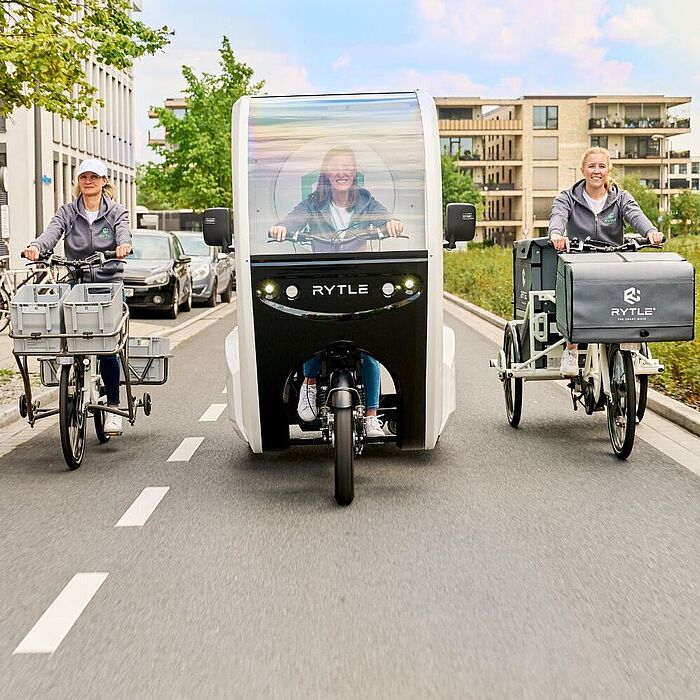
[199,404,226,422]
[14,573,108,655]
[222,386,227,394]
[167,437,204,462]
[115,487,170,527]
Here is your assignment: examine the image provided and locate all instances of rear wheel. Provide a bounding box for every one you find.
[205,279,218,307]
[94,386,110,444]
[59,359,87,470]
[0,286,11,332]
[333,406,354,506]
[635,343,649,423]
[180,281,193,312]
[221,276,232,303]
[502,324,523,428]
[607,345,636,460]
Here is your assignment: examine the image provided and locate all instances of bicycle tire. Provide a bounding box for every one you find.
[635,343,649,423]
[503,324,523,428]
[606,345,636,460]
[334,405,354,506]
[93,386,110,444]
[59,359,87,470]
[0,286,11,333]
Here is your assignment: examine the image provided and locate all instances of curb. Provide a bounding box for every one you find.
[0,302,234,431]
[443,290,700,438]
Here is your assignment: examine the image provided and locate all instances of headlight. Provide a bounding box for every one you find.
[145,271,169,286]
[192,264,211,281]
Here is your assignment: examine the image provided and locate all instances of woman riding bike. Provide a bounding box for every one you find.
[548,146,664,376]
[22,158,132,435]
[268,146,404,436]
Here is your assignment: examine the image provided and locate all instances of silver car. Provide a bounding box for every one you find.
[173,231,234,306]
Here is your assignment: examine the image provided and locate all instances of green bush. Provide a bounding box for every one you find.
[444,239,700,408]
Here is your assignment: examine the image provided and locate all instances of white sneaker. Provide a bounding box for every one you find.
[364,415,384,438]
[297,382,318,422]
[103,412,123,435]
[560,348,579,377]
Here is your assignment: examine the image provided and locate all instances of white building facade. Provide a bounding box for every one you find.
[0,2,142,265]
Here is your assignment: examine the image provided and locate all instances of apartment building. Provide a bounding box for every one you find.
[0,2,143,264]
[435,95,692,242]
[147,97,188,148]
[669,157,700,191]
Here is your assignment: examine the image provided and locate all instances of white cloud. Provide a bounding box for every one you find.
[332,53,352,71]
[418,0,447,21]
[605,4,666,45]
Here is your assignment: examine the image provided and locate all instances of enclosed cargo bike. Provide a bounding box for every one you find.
[491,236,695,459]
[204,91,475,504]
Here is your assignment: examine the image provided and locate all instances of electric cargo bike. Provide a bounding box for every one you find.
[203,91,475,504]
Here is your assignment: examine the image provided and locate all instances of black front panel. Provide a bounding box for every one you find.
[250,254,429,450]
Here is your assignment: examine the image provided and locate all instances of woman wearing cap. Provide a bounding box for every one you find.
[23,158,132,436]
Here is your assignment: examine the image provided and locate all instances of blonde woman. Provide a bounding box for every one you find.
[23,158,132,435]
[548,147,663,375]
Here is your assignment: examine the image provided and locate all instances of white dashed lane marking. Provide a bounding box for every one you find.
[167,437,204,462]
[222,386,227,394]
[14,573,108,655]
[115,487,170,527]
[199,404,226,422]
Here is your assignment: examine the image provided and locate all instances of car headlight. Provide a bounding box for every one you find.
[192,263,211,281]
[144,271,169,286]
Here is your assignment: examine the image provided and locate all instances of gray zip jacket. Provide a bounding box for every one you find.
[548,179,657,245]
[30,195,131,282]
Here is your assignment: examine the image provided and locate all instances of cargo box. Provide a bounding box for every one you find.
[120,336,170,385]
[555,252,695,343]
[10,284,71,353]
[62,282,124,353]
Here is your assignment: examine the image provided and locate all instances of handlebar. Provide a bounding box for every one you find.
[21,250,118,267]
[268,224,409,246]
[553,235,664,254]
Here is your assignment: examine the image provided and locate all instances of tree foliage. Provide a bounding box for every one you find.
[441,155,484,218]
[670,190,700,236]
[618,176,659,229]
[136,37,263,211]
[0,0,171,120]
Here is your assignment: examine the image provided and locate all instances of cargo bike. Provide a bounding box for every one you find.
[491,235,695,459]
[9,252,170,470]
[202,91,475,505]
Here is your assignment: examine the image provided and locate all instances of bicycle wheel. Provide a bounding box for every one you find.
[93,387,111,444]
[502,324,523,428]
[0,286,11,333]
[635,343,649,423]
[333,405,355,506]
[59,359,87,469]
[606,345,636,460]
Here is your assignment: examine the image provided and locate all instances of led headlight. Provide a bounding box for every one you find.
[285,285,299,300]
[256,280,279,300]
[192,263,210,281]
[144,271,169,286]
[382,282,395,297]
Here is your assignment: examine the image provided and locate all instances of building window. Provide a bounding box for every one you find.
[440,136,475,159]
[438,107,473,121]
[590,136,608,148]
[533,106,558,130]
[533,166,558,190]
[533,136,558,160]
[692,162,699,174]
[0,115,5,133]
[678,163,687,174]
[624,136,659,158]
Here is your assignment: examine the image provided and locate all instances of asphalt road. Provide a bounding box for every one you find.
[1,303,698,698]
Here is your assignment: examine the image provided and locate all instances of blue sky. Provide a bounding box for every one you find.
[134,0,700,162]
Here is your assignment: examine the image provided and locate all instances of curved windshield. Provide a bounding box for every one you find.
[247,93,426,256]
[131,235,171,260]
[177,234,210,257]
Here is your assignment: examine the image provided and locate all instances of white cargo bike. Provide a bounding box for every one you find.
[492,235,695,459]
[203,91,475,505]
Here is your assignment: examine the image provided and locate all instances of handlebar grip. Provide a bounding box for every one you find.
[102,250,118,260]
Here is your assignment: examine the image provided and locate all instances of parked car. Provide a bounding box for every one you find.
[124,229,193,319]
[173,231,234,306]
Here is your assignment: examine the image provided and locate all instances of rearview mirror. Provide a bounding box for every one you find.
[203,208,233,249]
[444,203,476,249]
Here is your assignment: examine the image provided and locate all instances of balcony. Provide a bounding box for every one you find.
[589,117,690,130]
[439,118,523,133]
[669,150,691,159]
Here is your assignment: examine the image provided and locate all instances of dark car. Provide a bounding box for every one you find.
[173,231,234,306]
[124,229,193,319]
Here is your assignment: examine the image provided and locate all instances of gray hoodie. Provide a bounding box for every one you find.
[548,179,657,245]
[30,195,131,282]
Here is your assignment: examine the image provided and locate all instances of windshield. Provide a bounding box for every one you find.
[247,93,426,256]
[177,234,210,257]
[131,235,171,260]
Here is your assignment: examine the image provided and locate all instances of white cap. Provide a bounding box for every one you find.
[76,158,108,178]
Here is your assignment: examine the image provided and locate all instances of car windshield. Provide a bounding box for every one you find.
[247,93,426,256]
[131,235,171,260]
[177,234,210,257]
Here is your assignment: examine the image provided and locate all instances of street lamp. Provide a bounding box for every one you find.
[651,133,667,235]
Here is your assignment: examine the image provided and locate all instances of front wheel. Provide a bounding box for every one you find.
[59,359,87,469]
[635,343,649,423]
[166,285,179,319]
[502,324,523,428]
[93,386,110,444]
[333,406,354,506]
[607,345,636,460]
[221,276,232,303]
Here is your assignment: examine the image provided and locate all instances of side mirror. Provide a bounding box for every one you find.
[444,203,477,249]
[216,252,228,261]
[203,208,232,249]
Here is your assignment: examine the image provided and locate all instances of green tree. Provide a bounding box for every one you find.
[670,190,700,236]
[441,154,484,218]
[618,176,659,230]
[136,37,263,211]
[0,1,170,121]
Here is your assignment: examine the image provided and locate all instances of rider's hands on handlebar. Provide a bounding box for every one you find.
[22,245,41,261]
[385,220,404,237]
[550,233,569,251]
[115,243,132,259]
[647,230,664,246]
[268,225,287,241]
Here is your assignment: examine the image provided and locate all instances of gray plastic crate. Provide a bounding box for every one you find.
[10,284,71,352]
[39,357,60,386]
[62,282,125,353]
[120,336,170,385]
